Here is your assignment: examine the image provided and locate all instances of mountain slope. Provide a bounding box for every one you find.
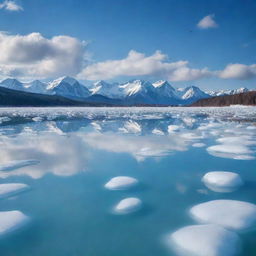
[191,91,256,106]
[0,87,104,107]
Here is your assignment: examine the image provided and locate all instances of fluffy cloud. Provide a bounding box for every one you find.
[219,63,256,80]
[197,14,218,29]
[0,0,23,11]
[0,32,86,79]
[78,50,211,81]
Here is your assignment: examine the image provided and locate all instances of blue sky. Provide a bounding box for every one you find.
[0,0,256,90]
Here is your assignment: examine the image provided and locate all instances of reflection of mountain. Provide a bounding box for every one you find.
[2,76,253,106]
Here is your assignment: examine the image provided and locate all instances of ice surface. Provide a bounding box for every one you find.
[0,211,29,236]
[0,160,40,172]
[168,125,180,133]
[190,200,256,230]
[152,128,164,135]
[207,135,256,160]
[105,176,138,190]
[192,143,206,148]
[202,171,243,192]
[169,224,240,256]
[0,183,29,198]
[114,197,142,214]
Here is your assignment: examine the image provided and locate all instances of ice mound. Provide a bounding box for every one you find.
[0,159,40,172]
[169,224,240,256]
[207,144,254,160]
[192,143,206,148]
[114,197,142,214]
[190,200,256,230]
[0,211,29,236]
[152,129,164,135]
[168,125,180,133]
[105,176,138,190]
[202,172,243,192]
[0,183,29,198]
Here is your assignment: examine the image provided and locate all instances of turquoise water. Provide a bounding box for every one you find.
[0,107,255,256]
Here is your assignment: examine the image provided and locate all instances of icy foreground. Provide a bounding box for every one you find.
[0,211,29,236]
[114,197,142,214]
[105,176,138,190]
[190,200,256,230]
[0,183,29,198]
[169,224,240,256]
[202,172,243,192]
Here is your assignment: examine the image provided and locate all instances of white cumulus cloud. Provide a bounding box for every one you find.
[197,14,218,29]
[78,50,211,81]
[0,0,23,11]
[0,32,86,79]
[219,63,256,80]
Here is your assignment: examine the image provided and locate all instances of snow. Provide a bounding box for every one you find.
[0,211,29,236]
[0,183,29,198]
[0,159,40,172]
[123,121,141,133]
[152,128,164,135]
[202,171,243,192]
[169,224,240,256]
[190,200,256,230]
[105,176,138,190]
[114,197,142,214]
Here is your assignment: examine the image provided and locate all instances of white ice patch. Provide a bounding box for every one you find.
[0,183,29,198]
[105,176,138,190]
[168,125,180,133]
[123,121,141,134]
[169,224,240,256]
[207,136,255,160]
[152,128,164,135]
[190,200,256,231]
[0,159,40,172]
[114,197,142,214]
[192,143,206,148]
[0,211,29,236]
[202,172,243,192]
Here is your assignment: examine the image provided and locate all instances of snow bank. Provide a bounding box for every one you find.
[202,172,243,192]
[169,224,240,256]
[114,197,142,214]
[0,183,29,198]
[105,176,138,190]
[190,200,256,231]
[0,211,29,236]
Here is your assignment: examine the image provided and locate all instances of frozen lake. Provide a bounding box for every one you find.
[0,107,255,256]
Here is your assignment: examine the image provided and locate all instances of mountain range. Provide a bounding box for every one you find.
[0,76,254,106]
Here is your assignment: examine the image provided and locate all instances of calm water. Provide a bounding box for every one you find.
[0,107,255,256]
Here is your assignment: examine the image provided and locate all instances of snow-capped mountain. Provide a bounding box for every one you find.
[180,86,210,104]
[47,76,90,99]
[0,78,24,91]
[0,76,254,105]
[207,87,249,97]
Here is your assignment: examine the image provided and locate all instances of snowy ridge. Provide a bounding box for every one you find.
[0,77,254,105]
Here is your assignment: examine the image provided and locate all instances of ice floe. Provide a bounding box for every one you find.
[192,143,206,148]
[0,211,29,236]
[168,125,180,133]
[190,200,256,231]
[152,128,164,135]
[202,171,243,192]
[0,159,40,172]
[169,224,240,256]
[0,183,29,198]
[105,176,138,190]
[114,197,142,214]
